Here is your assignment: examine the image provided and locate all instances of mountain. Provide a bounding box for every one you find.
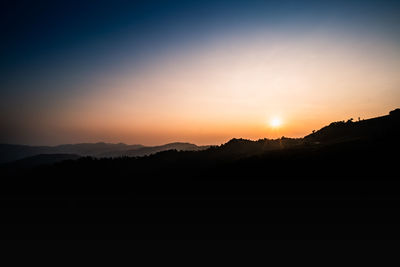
[2,109,399,166]
[109,142,210,157]
[1,108,400,239]
[304,108,400,143]
[2,109,399,165]
[4,108,396,177]
[0,142,209,163]
[0,142,139,163]
[208,108,400,160]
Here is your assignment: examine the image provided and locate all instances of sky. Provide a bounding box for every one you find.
[1,0,400,145]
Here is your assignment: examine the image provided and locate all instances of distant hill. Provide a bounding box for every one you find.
[0,142,209,164]
[113,142,210,157]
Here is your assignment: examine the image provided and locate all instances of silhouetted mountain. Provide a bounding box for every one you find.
[51,142,143,156]
[0,142,208,163]
[214,137,303,159]
[1,109,400,239]
[209,109,400,160]
[115,142,210,157]
[304,110,400,144]
[0,142,139,163]
[3,109,399,175]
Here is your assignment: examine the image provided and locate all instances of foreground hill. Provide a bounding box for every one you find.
[305,108,400,143]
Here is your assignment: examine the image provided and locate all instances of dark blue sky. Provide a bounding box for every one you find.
[1,0,400,145]
[2,0,399,78]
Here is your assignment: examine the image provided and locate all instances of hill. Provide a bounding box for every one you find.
[304,108,400,143]
[98,142,210,157]
[1,108,400,239]
[0,141,209,163]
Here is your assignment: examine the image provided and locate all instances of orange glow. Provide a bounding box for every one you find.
[27,30,400,145]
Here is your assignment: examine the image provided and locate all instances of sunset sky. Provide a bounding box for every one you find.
[1,0,400,145]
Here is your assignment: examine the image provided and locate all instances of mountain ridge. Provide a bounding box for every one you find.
[0,141,210,163]
[1,108,399,165]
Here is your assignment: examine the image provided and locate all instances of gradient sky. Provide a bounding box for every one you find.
[1,0,400,145]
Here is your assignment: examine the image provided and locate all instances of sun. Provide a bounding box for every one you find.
[270,117,282,128]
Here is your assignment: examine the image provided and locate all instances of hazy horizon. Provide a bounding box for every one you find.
[2,109,396,147]
[2,0,400,146]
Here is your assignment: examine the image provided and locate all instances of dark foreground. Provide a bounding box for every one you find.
[1,110,400,239]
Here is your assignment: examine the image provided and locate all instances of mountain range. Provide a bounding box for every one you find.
[2,108,400,166]
[2,108,400,239]
[0,142,210,164]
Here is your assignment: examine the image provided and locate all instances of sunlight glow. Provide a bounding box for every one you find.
[270,117,283,128]
[17,30,400,145]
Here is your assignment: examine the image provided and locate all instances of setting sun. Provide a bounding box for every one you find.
[270,117,283,128]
